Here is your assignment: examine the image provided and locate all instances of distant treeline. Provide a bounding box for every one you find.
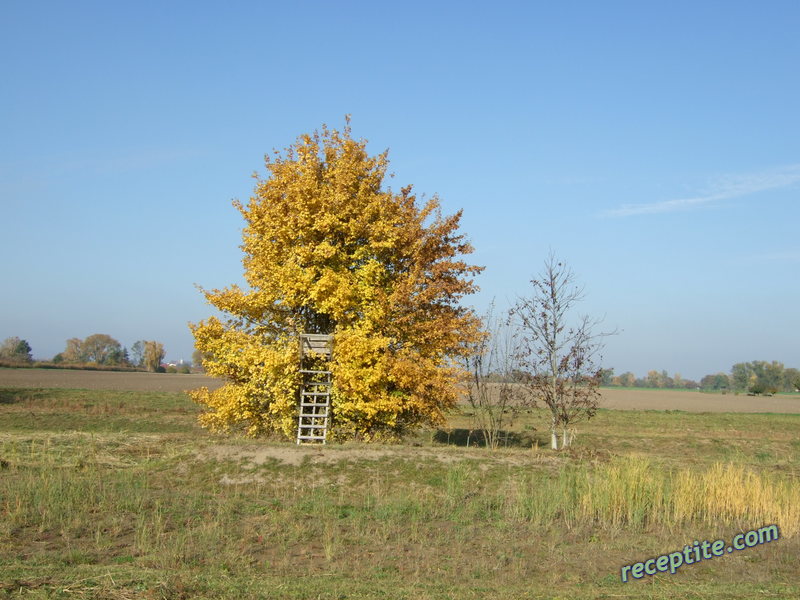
[602,361,799,394]
[480,361,799,395]
[0,359,139,372]
[0,335,184,373]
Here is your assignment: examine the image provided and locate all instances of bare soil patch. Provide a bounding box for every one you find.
[0,368,223,392]
[200,443,559,468]
[599,387,800,413]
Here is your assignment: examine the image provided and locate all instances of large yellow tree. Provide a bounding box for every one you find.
[190,120,483,439]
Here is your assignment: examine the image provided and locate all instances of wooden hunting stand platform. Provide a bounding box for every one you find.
[296,333,333,445]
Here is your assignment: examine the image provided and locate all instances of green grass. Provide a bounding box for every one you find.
[0,387,200,433]
[1,388,799,598]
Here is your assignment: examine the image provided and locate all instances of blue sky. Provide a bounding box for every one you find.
[1,1,798,380]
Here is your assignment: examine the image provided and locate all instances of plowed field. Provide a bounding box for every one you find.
[1,368,798,412]
[0,368,223,392]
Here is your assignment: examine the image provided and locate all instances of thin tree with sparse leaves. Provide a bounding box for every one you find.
[463,304,523,450]
[510,254,613,450]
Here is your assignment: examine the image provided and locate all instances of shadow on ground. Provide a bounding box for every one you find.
[433,428,540,448]
[0,389,26,405]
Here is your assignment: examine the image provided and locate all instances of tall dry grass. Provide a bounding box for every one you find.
[569,456,799,534]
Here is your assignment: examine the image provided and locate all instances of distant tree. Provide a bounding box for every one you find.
[713,373,730,390]
[143,341,165,372]
[106,346,130,366]
[600,368,614,386]
[762,361,784,395]
[646,370,663,388]
[747,374,764,395]
[191,348,205,372]
[62,338,85,363]
[745,361,781,395]
[510,254,613,450]
[731,362,752,392]
[700,372,730,391]
[784,368,800,392]
[0,337,33,363]
[131,341,146,368]
[82,334,123,364]
[730,360,789,395]
[616,372,636,387]
[717,374,727,390]
[673,372,683,389]
[660,369,674,388]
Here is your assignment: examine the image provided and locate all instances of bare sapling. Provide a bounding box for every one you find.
[463,304,523,449]
[510,254,614,450]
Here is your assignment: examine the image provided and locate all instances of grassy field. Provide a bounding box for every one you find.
[1,384,800,598]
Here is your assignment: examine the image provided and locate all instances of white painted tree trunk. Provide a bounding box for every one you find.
[551,413,559,450]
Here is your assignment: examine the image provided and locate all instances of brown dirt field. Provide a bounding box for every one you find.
[1,368,798,413]
[599,387,800,413]
[204,443,562,471]
[0,367,224,392]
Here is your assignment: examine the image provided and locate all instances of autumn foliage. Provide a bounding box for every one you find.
[190,121,483,439]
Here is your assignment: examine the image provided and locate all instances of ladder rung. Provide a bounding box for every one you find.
[297,366,331,443]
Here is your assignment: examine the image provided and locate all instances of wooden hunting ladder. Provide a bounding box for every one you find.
[296,333,333,445]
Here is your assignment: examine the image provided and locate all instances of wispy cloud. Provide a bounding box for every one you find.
[605,163,800,217]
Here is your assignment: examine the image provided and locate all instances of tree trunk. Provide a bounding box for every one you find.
[551,413,559,450]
